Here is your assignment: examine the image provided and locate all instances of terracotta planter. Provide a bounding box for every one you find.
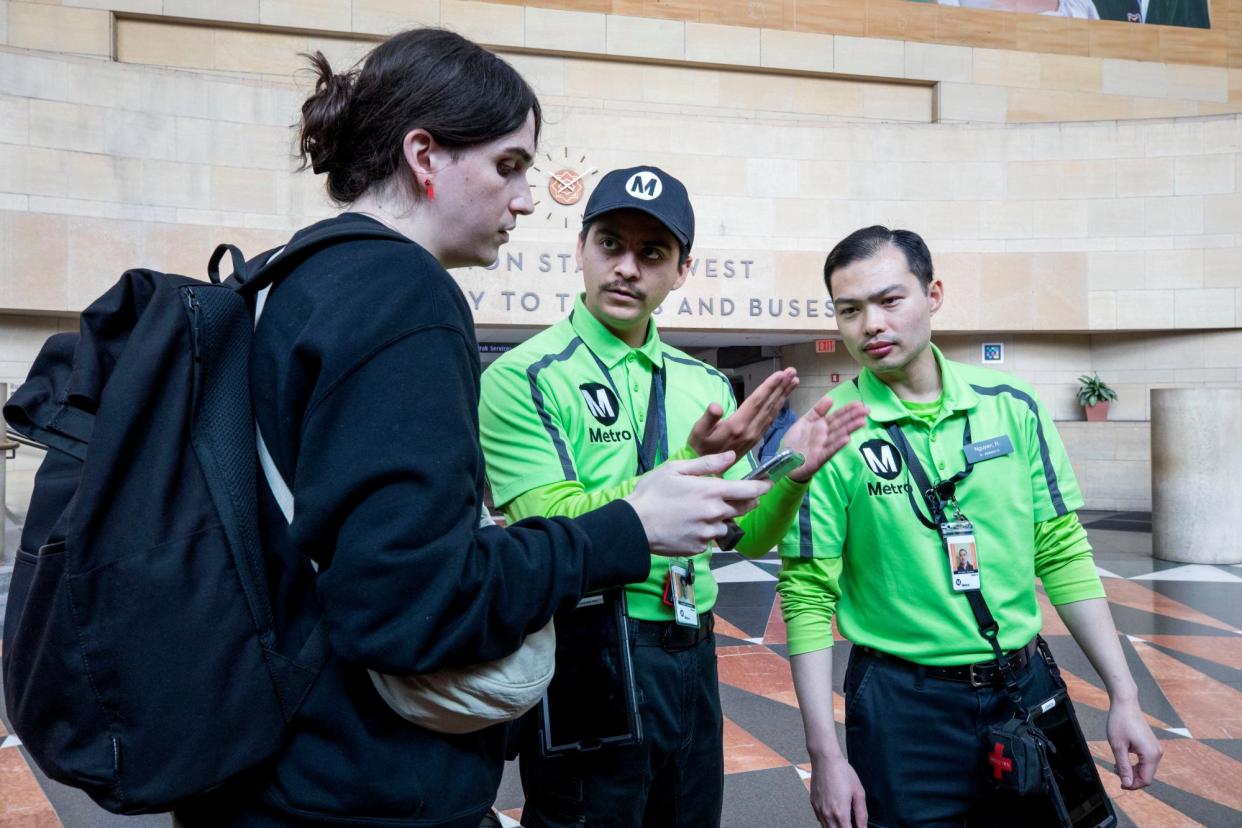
[1084,402,1110,422]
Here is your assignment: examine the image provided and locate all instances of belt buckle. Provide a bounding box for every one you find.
[968,662,988,688]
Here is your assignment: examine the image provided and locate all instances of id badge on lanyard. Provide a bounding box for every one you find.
[941,519,981,592]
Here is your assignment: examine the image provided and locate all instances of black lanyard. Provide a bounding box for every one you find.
[583,348,668,475]
[884,414,975,530]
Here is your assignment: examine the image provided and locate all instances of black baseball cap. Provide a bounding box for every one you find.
[581,165,695,251]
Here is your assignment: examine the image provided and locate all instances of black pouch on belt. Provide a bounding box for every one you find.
[985,714,1054,798]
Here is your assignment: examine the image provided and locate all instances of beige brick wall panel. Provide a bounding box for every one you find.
[0,95,28,145]
[1087,197,1144,238]
[797,159,849,198]
[1032,253,1088,329]
[1174,288,1237,327]
[1115,157,1174,197]
[1204,247,1242,287]
[260,0,350,31]
[1008,88,1134,123]
[772,197,829,239]
[142,221,213,280]
[937,81,1007,123]
[1142,120,1205,157]
[0,50,70,102]
[503,53,565,96]
[306,37,375,75]
[1088,290,1117,328]
[64,0,161,13]
[759,28,832,73]
[1202,116,1242,154]
[1145,248,1203,289]
[1159,26,1225,67]
[164,0,261,24]
[902,161,1002,201]
[526,7,605,54]
[207,121,298,172]
[833,35,903,78]
[640,64,719,107]
[685,21,760,66]
[211,165,278,213]
[7,2,110,57]
[104,109,179,162]
[1115,289,1172,328]
[1005,160,1116,200]
[1038,53,1102,94]
[213,28,311,75]
[700,0,788,29]
[793,0,866,38]
[1142,195,1204,236]
[440,0,524,47]
[605,14,684,61]
[865,0,940,44]
[1030,199,1087,239]
[1088,251,1145,292]
[1087,18,1144,61]
[1199,199,1242,249]
[139,159,211,208]
[978,200,1034,239]
[1174,153,1237,195]
[1013,14,1088,58]
[1166,63,1229,103]
[1203,329,1242,368]
[904,41,971,83]
[945,8,1018,52]
[0,212,68,311]
[564,58,643,101]
[28,99,107,154]
[861,81,932,122]
[0,145,65,198]
[1130,98,1199,120]
[979,253,1035,329]
[351,0,439,33]
[65,216,143,308]
[1107,58,1162,99]
[971,47,1040,90]
[844,160,901,201]
[746,157,800,198]
[788,76,865,118]
[0,0,8,46]
[921,200,981,241]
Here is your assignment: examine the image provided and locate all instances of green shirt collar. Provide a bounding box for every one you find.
[856,344,981,424]
[570,294,664,369]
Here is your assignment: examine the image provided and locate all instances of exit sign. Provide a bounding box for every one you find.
[815,339,836,353]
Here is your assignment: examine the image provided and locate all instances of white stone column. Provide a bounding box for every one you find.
[1150,387,1242,564]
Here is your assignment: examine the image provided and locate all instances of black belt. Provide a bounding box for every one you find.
[627,614,715,651]
[859,639,1039,688]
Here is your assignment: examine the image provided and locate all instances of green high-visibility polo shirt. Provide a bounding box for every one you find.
[777,345,1105,665]
[480,295,757,620]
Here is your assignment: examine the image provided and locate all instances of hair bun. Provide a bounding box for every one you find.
[299,51,355,177]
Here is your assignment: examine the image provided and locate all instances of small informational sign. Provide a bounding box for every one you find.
[831,373,841,383]
[479,344,514,355]
[982,343,1004,364]
[815,339,836,353]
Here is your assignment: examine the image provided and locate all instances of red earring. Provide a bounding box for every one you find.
[426,179,435,201]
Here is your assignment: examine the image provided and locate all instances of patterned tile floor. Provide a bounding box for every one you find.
[3,511,1241,827]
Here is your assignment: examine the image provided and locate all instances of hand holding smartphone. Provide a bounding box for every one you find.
[718,449,806,551]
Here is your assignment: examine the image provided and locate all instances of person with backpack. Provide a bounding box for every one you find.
[3,28,772,828]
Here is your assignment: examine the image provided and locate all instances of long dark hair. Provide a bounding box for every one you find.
[298,28,542,204]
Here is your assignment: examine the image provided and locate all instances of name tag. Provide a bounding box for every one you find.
[963,435,1014,464]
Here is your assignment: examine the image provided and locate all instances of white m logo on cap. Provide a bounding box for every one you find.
[626,171,663,201]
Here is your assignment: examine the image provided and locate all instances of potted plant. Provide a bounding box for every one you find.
[1077,373,1117,422]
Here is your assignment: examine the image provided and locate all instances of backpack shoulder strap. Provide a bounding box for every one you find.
[227,222,412,295]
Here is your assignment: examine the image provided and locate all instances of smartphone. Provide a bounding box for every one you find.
[1026,692,1118,828]
[743,448,805,483]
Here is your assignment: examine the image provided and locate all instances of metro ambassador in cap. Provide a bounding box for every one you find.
[478,165,865,827]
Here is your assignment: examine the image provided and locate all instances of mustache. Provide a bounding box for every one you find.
[603,283,645,301]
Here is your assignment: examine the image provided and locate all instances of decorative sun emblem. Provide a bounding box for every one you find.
[532,147,598,228]
[548,169,586,205]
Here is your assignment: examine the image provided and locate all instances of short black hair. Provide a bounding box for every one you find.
[579,218,690,267]
[822,226,933,298]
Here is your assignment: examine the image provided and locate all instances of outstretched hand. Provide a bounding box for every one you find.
[781,399,869,483]
[688,368,798,459]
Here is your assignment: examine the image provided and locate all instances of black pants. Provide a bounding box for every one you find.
[519,625,722,828]
[844,640,1073,828]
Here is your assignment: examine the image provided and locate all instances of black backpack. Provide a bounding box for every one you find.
[2,222,408,814]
